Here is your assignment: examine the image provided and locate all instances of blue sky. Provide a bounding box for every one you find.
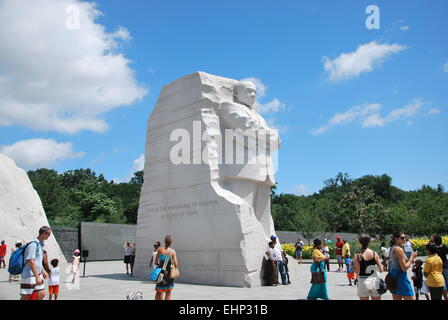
[0,0,447,195]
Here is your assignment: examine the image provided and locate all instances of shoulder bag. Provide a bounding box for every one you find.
[167,248,180,279]
[310,260,325,284]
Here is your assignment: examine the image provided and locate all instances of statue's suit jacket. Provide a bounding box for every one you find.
[216,101,280,185]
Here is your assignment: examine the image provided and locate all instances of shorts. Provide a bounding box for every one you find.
[294,250,302,258]
[357,277,381,298]
[49,285,59,295]
[336,255,344,264]
[404,252,412,260]
[20,275,44,295]
[347,272,356,280]
[124,255,131,264]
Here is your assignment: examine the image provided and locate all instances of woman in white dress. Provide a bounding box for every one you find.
[71,249,81,283]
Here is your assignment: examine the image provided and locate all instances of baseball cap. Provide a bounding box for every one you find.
[270,235,277,240]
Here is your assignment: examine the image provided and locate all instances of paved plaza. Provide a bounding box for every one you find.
[0,259,421,300]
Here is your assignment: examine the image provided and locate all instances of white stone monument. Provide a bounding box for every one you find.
[134,72,286,287]
[0,153,65,263]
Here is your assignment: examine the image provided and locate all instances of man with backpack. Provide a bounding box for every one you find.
[19,226,52,300]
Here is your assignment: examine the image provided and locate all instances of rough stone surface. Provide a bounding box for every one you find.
[0,153,65,263]
[134,72,294,287]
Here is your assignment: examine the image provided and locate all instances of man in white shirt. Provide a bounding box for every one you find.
[270,235,287,285]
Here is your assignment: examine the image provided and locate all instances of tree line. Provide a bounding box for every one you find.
[271,172,448,238]
[28,169,448,237]
[28,168,143,227]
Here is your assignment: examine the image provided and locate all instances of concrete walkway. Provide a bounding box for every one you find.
[0,259,423,300]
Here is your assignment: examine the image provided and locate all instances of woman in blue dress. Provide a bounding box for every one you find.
[389,232,417,300]
[154,235,179,300]
[307,238,329,300]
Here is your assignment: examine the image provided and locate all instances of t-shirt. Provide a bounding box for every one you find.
[268,247,282,261]
[124,246,133,256]
[336,241,344,255]
[380,247,389,258]
[0,244,7,256]
[49,267,60,286]
[274,242,284,261]
[323,246,330,258]
[152,251,157,269]
[295,241,304,251]
[424,254,445,287]
[403,241,413,253]
[21,240,44,278]
[342,243,350,257]
[435,245,448,263]
[345,258,354,273]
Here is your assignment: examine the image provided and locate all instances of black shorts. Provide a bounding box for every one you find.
[124,255,131,264]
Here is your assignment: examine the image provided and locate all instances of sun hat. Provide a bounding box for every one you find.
[74,249,80,254]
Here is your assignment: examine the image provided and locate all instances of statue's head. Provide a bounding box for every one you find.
[233,81,257,108]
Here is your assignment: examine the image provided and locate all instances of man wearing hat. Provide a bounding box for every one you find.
[335,236,344,272]
[270,235,288,285]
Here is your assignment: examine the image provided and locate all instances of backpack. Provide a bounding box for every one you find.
[8,241,40,275]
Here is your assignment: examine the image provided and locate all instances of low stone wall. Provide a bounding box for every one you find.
[52,226,79,263]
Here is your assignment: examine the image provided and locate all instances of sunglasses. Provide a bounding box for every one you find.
[399,236,405,240]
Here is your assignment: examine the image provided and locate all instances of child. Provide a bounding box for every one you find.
[71,249,81,283]
[49,259,60,300]
[345,256,355,286]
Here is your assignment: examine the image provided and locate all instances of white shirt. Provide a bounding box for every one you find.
[274,241,284,261]
[124,246,133,256]
[267,247,282,261]
[152,251,157,269]
[323,246,330,258]
[381,247,389,258]
[403,241,413,253]
[49,267,60,286]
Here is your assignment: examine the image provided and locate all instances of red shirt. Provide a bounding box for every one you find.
[336,241,344,255]
[0,244,7,256]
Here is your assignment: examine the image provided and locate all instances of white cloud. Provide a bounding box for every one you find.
[294,184,311,196]
[240,77,287,115]
[443,62,448,73]
[258,99,286,114]
[399,25,410,31]
[0,0,147,134]
[426,108,441,116]
[0,138,85,169]
[132,154,145,172]
[115,153,145,183]
[312,98,431,135]
[322,41,407,82]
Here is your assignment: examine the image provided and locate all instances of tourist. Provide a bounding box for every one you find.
[388,232,417,300]
[424,243,445,300]
[294,238,304,264]
[380,242,389,271]
[322,241,330,272]
[20,226,52,300]
[154,235,178,300]
[345,255,355,286]
[9,241,22,282]
[403,236,414,261]
[282,250,291,284]
[307,238,329,300]
[335,236,344,272]
[150,241,161,271]
[270,235,287,285]
[0,240,7,268]
[353,234,383,300]
[412,259,428,300]
[48,259,60,300]
[264,241,279,286]
[130,243,136,277]
[71,249,81,284]
[342,239,351,259]
[433,235,448,300]
[123,241,133,275]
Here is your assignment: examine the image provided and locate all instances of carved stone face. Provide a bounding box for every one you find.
[234,81,257,108]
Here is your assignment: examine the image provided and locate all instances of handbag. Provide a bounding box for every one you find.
[150,267,162,281]
[168,248,180,279]
[376,277,387,295]
[310,261,325,284]
[384,247,397,292]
